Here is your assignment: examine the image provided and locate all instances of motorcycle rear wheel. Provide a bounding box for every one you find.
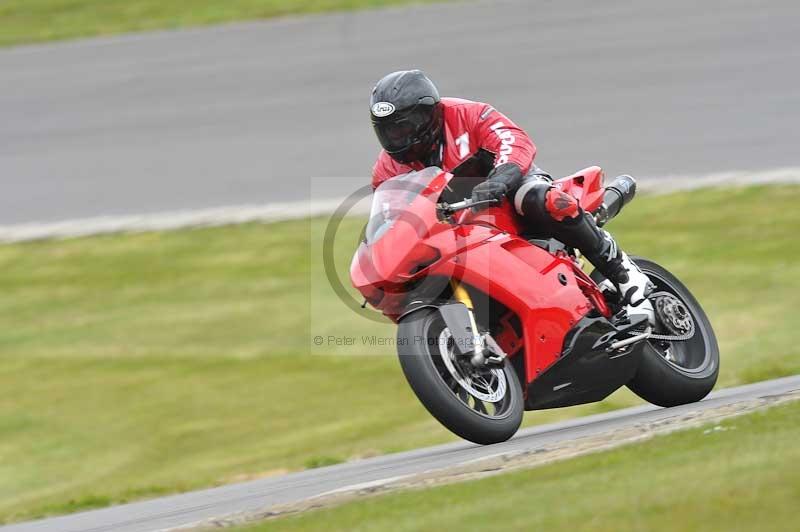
[594,256,720,407]
[397,308,524,445]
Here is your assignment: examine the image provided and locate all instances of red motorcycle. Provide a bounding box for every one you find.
[350,166,719,444]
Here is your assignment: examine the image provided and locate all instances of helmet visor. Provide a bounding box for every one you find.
[372,106,434,154]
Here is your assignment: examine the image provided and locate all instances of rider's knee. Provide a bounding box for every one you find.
[513,180,551,225]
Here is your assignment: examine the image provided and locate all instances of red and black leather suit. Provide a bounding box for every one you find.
[372,97,615,269]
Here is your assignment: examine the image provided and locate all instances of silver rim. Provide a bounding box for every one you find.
[438,328,507,403]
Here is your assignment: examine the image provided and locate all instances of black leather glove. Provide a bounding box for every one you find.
[470,163,524,212]
[471,181,508,211]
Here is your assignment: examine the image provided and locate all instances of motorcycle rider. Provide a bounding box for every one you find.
[369,70,652,306]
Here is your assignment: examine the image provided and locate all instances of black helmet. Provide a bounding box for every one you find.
[370,70,443,165]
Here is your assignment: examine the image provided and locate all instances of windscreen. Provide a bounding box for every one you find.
[364,167,442,244]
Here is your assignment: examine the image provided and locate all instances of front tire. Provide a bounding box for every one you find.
[397,308,524,445]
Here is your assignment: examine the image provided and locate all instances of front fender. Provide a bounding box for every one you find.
[398,302,477,356]
[397,302,440,323]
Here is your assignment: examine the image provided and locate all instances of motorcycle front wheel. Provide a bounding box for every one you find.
[397,308,524,445]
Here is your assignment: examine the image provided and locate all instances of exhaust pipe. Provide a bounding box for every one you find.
[596,175,637,226]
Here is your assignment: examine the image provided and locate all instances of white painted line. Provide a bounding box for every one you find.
[0,199,369,244]
[1,168,798,244]
[637,166,800,193]
[316,474,413,497]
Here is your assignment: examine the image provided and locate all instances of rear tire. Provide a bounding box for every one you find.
[397,308,524,445]
[592,257,720,407]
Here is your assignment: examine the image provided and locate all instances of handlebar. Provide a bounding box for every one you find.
[437,198,500,214]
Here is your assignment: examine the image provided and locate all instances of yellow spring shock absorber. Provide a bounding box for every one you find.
[450,279,484,362]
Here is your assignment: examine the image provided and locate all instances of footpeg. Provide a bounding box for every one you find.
[592,313,650,352]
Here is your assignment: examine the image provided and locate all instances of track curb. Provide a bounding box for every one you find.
[1,168,798,243]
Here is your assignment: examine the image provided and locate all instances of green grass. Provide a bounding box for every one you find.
[237,400,800,532]
[0,185,798,523]
[0,0,449,47]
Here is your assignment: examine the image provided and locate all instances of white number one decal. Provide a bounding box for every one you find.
[455,132,470,159]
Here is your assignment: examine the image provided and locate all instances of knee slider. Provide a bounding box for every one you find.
[544,189,580,221]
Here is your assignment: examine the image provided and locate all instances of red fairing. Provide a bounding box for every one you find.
[351,169,612,388]
[372,98,536,189]
[452,234,595,381]
[456,203,525,235]
[552,166,606,212]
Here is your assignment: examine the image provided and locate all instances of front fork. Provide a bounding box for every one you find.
[449,279,484,364]
[449,279,510,367]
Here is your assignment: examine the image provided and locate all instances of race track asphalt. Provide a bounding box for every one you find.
[1,0,799,224]
[2,375,798,532]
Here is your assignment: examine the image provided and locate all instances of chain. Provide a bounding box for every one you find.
[646,330,696,342]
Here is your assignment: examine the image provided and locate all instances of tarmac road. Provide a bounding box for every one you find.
[1,0,799,224]
[1,375,798,532]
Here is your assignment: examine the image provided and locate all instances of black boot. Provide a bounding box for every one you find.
[554,212,652,305]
